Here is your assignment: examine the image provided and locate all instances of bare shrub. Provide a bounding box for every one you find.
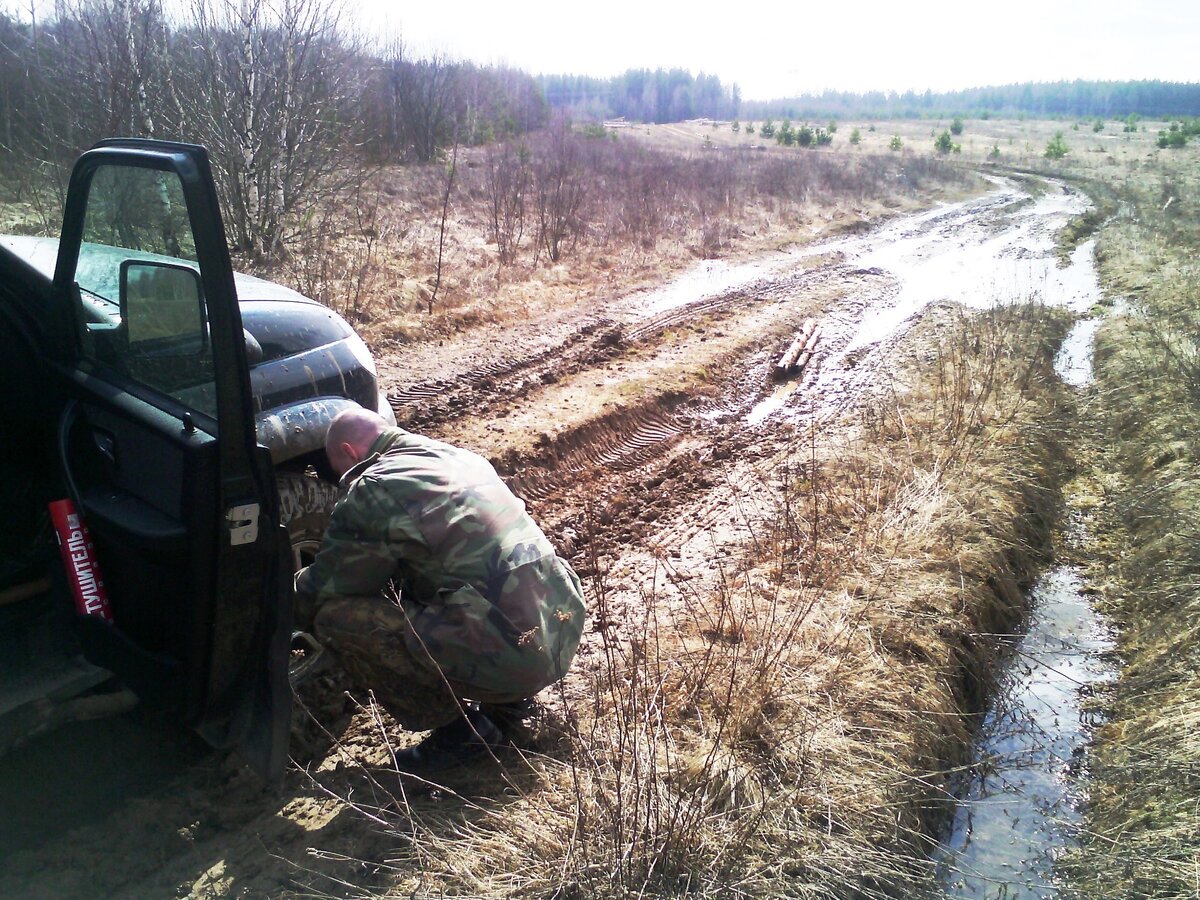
[531,118,588,264]
[484,140,529,266]
[616,149,675,251]
[282,180,387,324]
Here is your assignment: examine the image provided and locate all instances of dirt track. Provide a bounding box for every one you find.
[0,174,1093,898]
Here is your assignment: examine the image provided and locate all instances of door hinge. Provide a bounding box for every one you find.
[226,503,260,546]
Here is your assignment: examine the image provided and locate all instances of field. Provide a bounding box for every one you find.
[1,115,1196,897]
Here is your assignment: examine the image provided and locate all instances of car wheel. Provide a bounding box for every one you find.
[276,471,339,574]
[276,472,352,761]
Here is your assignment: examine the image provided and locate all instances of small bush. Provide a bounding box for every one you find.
[889,135,903,151]
[1044,131,1070,159]
[760,119,775,138]
[1157,124,1188,149]
[934,130,954,154]
[950,117,964,136]
[849,128,862,145]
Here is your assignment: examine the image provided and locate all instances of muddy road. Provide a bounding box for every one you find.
[0,174,1095,898]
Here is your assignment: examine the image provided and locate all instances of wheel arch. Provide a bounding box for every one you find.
[255,397,360,470]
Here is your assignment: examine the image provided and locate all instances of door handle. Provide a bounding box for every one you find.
[92,429,117,468]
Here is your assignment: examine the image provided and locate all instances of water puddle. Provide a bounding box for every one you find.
[746,380,801,427]
[630,178,1036,322]
[841,193,1093,354]
[1054,318,1101,388]
[634,255,797,318]
[933,564,1117,897]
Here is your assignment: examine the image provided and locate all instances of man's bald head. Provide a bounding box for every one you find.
[326,407,389,476]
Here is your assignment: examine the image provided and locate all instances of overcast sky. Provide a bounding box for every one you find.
[359,0,1199,99]
[5,0,1197,99]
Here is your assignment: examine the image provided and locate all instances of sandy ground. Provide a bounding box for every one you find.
[0,168,1095,897]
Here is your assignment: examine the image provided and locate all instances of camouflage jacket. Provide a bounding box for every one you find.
[294,427,585,698]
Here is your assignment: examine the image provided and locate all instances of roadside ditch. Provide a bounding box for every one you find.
[933,308,1120,897]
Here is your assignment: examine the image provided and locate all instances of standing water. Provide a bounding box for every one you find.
[932,562,1117,896]
[933,293,1116,896]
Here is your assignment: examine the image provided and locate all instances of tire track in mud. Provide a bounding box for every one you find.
[505,403,689,503]
[440,259,901,566]
[387,260,866,434]
[388,318,620,427]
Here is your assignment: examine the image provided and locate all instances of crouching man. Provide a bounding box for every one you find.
[294,408,585,770]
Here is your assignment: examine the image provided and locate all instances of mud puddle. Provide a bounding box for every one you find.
[693,177,1101,429]
[629,184,1024,323]
[933,290,1116,896]
[1054,318,1102,388]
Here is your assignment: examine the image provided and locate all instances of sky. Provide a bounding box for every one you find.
[4,0,1197,100]
[357,0,1199,99]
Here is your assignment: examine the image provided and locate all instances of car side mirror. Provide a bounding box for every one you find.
[119,259,208,356]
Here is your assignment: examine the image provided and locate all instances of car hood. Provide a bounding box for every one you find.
[0,234,320,306]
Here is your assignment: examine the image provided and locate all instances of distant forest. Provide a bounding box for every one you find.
[537,75,1200,124]
[540,69,741,123]
[741,80,1200,121]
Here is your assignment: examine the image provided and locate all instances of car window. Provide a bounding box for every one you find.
[76,165,216,420]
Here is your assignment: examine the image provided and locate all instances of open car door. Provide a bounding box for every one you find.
[47,139,291,781]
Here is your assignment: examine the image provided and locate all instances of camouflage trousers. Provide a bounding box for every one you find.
[313,593,522,731]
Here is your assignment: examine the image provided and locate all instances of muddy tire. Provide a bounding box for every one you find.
[276,471,339,573]
[276,472,353,762]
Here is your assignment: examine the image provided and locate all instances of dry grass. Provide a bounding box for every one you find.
[1056,148,1200,897]
[296,299,1070,897]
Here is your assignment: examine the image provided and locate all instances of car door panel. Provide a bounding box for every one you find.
[45,141,290,779]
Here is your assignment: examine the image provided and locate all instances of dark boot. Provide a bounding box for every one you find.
[395,708,503,772]
[479,698,537,732]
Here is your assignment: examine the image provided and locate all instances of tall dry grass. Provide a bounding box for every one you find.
[1057,156,1200,897]
[300,299,1070,897]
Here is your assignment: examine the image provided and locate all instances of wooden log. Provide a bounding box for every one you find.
[773,319,817,379]
[773,320,820,379]
[803,325,821,353]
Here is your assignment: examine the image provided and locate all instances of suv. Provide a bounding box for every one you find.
[0,139,391,780]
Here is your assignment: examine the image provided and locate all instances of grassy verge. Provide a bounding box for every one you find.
[1059,154,1200,896]
[303,300,1070,897]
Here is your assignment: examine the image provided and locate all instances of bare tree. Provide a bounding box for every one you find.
[178,0,363,260]
[428,137,458,312]
[0,0,176,217]
[386,50,458,163]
